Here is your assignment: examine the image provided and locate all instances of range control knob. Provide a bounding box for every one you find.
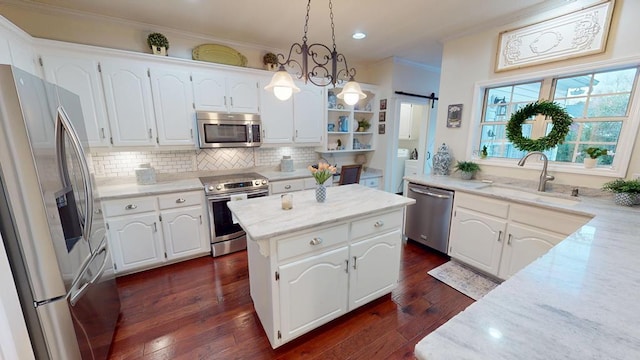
[216,185,223,190]
[207,185,214,191]
[261,179,268,185]
[254,180,260,186]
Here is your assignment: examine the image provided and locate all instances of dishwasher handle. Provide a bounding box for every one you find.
[409,186,452,199]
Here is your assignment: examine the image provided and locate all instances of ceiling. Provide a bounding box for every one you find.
[16,0,574,68]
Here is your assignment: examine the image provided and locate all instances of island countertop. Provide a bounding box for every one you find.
[408,175,640,360]
[227,184,415,241]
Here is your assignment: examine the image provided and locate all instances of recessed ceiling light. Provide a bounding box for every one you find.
[352,32,366,40]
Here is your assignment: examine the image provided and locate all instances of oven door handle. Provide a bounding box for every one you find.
[207,190,269,201]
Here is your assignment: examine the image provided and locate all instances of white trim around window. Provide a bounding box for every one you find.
[466,55,640,178]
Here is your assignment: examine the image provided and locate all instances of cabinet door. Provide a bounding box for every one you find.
[448,208,506,276]
[293,83,323,143]
[100,60,156,146]
[259,78,294,144]
[160,206,208,260]
[192,71,227,112]
[107,213,164,273]
[278,246,349,342]
[41,54,111,147]
[227,74,259,113]
[348,230,401,310]
[150,67,195,146]
[498,223,564,280]
[398,103,413,140]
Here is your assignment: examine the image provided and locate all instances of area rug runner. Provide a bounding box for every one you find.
[427,261,500,300]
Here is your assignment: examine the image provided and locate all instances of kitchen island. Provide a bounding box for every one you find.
[407,175,640,360]
[227,184,414,348]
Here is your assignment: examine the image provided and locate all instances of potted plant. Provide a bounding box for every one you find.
[454,161,481,180]
[263,52,279,71]
[147,32,169,56]
[480,145,488,159]
[357,119,371,132]
[584,147,608,168]
[601,178,640,206]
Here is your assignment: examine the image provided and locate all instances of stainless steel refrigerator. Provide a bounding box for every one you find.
[0,65,120,359]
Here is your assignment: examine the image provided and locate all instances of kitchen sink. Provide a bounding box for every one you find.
[478,184,580,206]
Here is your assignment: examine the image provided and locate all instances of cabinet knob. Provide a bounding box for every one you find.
[309,237,323,245]
[497,230,503,242]
[507,234,513,245]
[284,185,291,190]
[125,204,137,210]
[374,220,384,228]
[176,198,186,203]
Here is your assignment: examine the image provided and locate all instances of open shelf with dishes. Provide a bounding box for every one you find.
[318,85,378,153]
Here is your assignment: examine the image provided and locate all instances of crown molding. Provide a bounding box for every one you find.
[0,0,281,53]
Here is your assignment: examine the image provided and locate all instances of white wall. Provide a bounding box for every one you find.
[435,0,640,188]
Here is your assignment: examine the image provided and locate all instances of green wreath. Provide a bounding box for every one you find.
[506,101,572,152]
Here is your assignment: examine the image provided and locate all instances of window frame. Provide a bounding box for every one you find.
[467,56,640,178]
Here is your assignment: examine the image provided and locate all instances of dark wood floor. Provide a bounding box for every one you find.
[107,241,474,360]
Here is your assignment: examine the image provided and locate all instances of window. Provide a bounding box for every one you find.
[479,82,542,159]
[477,66,639,171]
[549,67,637,165]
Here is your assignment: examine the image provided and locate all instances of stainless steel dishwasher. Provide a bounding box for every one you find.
[405,183,454,253]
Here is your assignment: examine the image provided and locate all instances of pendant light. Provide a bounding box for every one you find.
[264,0,366,104]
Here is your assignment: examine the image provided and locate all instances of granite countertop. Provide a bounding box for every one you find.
[96,178,203,200]
[95,167,385,200]
[227,184,414,241]
[407,175,640,360]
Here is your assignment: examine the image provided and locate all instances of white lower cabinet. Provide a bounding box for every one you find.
[448,208,506,275]
[160,206,207,260]
[498,222,565,279]
[104,191,209,275]
[279,246,349,342]
[248,209,403,348]
[348,229,401,310]
[449,192,590,280]
[107,213,164,272]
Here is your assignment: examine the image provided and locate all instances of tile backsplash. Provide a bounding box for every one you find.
[91,147,320,177]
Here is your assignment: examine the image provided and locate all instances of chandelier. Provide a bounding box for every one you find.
[264,0,366,105]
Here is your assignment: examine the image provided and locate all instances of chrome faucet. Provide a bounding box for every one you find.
[517,151,555,192]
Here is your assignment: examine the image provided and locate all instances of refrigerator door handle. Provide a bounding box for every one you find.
[68,241,109,306]
[55,106,94,241]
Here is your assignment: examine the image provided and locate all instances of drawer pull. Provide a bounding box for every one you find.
[374,220,384,228]
[309,237,323,246]
[153,222,157,232]
[508,234,513,245]
[176,198,186,204]
[352,256,357,270]
[285,185,292,190]
[345,260,349,273]
[125,204,137,210]
[497,230,502,242]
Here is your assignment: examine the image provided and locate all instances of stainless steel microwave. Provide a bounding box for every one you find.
[196,112,262,149]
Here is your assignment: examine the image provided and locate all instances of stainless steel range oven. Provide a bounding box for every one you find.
[200,173,269,257]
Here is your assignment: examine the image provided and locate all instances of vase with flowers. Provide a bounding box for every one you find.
[308,162,337,202]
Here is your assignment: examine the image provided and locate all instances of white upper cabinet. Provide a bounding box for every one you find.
[228,74,260,113]
[40,52,111,147]
[192,71,259,114]
[149,66,195,146]
[259,77,294,144]
[292,82,323,144]
[259,80,324,145]
[100,59,157,146]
